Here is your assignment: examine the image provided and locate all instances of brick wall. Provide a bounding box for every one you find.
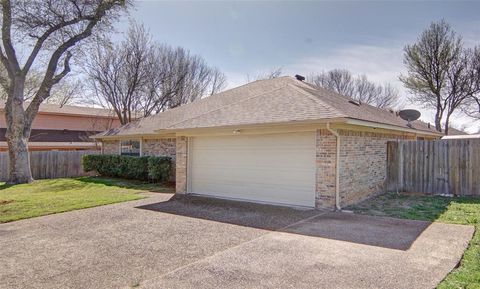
[315,129,414,210]
[175,136,188,194]
[337,130,413,207]
[142,138,176,158]
[315,129,337,209]
[102,140,119,154]
[102,138,177,158]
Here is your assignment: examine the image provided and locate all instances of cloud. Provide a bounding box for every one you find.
[283,44,479,133]
[223,43,479,134]
[284,44,406,88]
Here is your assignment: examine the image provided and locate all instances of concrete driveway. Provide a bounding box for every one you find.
[0,193,473,289]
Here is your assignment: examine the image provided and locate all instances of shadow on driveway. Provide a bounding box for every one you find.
[137,195,430,251]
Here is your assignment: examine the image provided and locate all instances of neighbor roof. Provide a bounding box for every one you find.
[446,127,468,135]
[0,100,117,118]
[94,76,441,138]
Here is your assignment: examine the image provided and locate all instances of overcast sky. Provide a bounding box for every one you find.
[119,1,480,133]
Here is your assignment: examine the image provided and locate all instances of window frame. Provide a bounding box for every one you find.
[119,139,141,157]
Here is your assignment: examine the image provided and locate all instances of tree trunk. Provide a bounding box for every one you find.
[4,77,34,184]
[434,112,443,132]
[6,135,33,184]
[445,112,452,135]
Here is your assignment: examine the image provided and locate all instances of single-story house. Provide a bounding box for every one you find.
[92,76,442,210]
[0,101,122,151]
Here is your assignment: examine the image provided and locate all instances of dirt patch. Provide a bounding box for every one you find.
[0,200,14,205]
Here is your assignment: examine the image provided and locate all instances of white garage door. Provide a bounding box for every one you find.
[189,132,316,207]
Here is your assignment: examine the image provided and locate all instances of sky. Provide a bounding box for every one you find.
[117,1,480,133]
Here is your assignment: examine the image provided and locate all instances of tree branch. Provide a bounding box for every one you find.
[0,0,20,76]
[51,51,72,85]
[22,17,90,75]
[25,1,118,123]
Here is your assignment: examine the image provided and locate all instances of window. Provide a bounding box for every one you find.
[120,140,140,156]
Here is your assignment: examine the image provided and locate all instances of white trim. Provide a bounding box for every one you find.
[326,123,341,211]
[345,119,442,136]
[442,134,480,139]
[186,137,192,194]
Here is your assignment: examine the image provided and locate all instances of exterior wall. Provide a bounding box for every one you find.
[175,136,188,194]
[101,138,177,158]
[142,138,176,158]
[0,111,120,131]
[338,130,414,208]
[316,128,415,210]
[102,140,119,154]
[315,129,337,209]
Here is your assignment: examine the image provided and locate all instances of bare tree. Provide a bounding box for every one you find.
[309,69,399,109]
[0,0,129,184]
[310,69,354,97]
[0,68,83,106]
[462,47,480,121]
[399,20,480,134]
[86,23,154,124]
[86,22,226,124]
[246,67,283,82]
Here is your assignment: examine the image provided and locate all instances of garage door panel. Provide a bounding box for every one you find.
[192,168,314,184]
[190,132,316,207]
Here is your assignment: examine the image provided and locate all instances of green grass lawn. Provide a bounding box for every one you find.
[0,177,174,223]
[348,192,480,289]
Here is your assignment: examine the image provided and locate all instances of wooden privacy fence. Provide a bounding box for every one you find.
[386,139,480,196]
[0,150,99,181]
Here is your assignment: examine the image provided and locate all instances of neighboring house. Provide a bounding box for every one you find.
[93,76,442,210]
[0,101,121,151]
[442,134,479,140]
[446,127,469,136]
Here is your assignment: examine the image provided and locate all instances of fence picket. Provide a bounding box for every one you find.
[0,150,99,181]
[386,139,480,196]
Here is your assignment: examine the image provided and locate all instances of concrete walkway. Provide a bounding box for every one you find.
[0,194,474,289]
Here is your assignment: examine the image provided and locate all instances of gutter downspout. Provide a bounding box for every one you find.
[326,122,341,211]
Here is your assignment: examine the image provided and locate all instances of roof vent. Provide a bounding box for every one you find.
[348,100,360,106]
[295,74,305,81]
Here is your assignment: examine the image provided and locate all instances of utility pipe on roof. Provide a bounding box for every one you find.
[326,122,341,211]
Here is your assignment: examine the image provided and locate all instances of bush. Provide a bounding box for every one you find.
[148,156,172,181]
[83,154,173,182]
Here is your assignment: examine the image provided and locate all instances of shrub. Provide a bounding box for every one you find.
[83,154,173,182]
[148,156,172,182]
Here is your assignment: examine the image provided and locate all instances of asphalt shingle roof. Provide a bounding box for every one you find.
[0,100,117,118]
[94,76,440,138]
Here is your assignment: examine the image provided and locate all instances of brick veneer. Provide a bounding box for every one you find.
[315,129,414,210]
[101,138,176,158]
[315,129,337,209]
[102,140,119,154]
[337,130,413,207]
[175,136,188,194]
[142,138,176,159]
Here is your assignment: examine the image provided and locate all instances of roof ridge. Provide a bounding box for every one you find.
[163,82,291,130]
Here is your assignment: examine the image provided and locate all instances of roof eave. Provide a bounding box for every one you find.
[345,119,443,136]
[90,132,176,140]
[154,118,349,134]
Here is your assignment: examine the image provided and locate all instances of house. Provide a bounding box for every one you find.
[442,134,479,140]
[0,101,121,151]
[445,127,469,136]
[93,76,442,210]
